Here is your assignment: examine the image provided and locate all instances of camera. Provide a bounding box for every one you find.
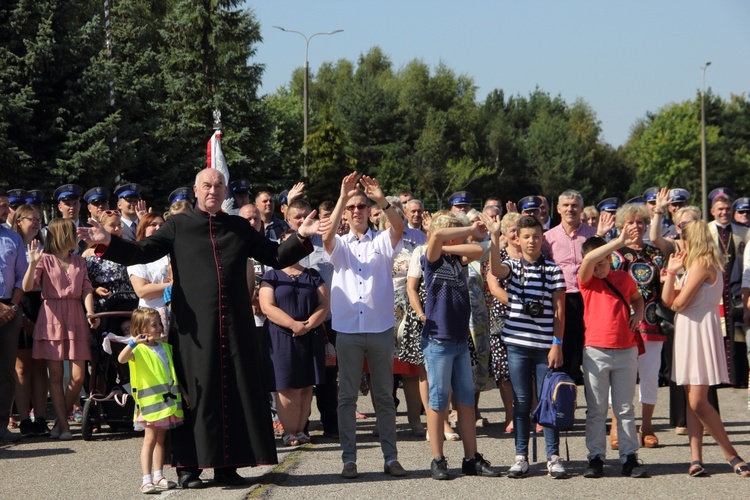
[522,300,544,318]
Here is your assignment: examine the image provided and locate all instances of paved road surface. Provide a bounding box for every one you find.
[2,385,749,499]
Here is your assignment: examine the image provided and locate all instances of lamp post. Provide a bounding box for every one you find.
[700,61,711,221]
[273,26,343,179]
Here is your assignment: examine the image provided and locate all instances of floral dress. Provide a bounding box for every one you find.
[482,248,511,382]
[85,255,136,312]
[397,246,427,366]
[468,251,493,392]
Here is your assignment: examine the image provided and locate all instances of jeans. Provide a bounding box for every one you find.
[506,344,559,458]
[420,337,474,411]
[0,311,23,429]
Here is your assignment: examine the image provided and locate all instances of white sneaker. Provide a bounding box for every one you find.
[507,455,529,478]
[547,454,567,479]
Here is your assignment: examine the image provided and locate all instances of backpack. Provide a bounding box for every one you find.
[532,370,577,431]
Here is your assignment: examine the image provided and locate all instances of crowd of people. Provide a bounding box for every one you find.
[1,174,750,490]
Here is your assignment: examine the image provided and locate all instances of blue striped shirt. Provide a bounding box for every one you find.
[501,257,566,350]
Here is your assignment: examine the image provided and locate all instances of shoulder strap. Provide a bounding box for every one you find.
[602,277,629,312]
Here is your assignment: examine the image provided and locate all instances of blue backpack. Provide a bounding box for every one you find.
[532,370,577,431]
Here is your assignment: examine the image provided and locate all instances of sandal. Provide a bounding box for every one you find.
[642,434,659,448]
[282,434,300,447]
[154,476,177,489]
[689,461,706,477]
[295,432,310,444]
[444,432,460,441]
[140,483,157,494]
[729,456,750,477]
[504,422,514,433]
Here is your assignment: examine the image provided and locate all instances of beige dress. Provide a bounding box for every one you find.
[672,267,729,386]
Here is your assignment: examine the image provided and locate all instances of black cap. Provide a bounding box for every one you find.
[642,187,659,202]
[25,189,44,205]
[596,197,621,213]
[84,187,111,204]
[7,189,28,207]
[668,188,690,204]
[708,187,735,202]
[168,187,195,205]
[230,179,251,194]
[53,184,83,202]
[518,195,542,212]
[113,183,143,200]
[625,195,645,205]
[449,191,473,206]
[733,197,750,212]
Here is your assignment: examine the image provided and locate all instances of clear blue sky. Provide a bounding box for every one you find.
[245,0,749,148]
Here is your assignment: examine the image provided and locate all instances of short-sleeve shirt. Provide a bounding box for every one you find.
[501,257,566,350]
[127,255,170,309]
[422,254,470,341]
[324,228,402,334]
[578,270,639,349]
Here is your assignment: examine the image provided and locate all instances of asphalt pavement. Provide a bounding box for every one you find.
[2,384,749,499]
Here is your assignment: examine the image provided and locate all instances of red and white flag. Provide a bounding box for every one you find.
[206,130,235,213]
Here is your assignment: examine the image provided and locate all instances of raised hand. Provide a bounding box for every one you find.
[597,211,616,236]
[287,182,305,203]
[618,224,639,247]
[655,187,671,213]
[77,218,113,247]
[340,172,361,200]
[359,175,385,204]
[135,199,150,219]
[297,210,332,238]
[27,239,43,264]
[421,211,432,232]
[666,249,686,274]
[506,200,518,214]
[479,212,502,237]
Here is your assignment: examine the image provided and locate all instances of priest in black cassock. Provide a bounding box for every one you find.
[78,169,329,488]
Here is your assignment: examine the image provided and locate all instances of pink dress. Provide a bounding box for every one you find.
[32,253,92,361]
[672,267,729,386]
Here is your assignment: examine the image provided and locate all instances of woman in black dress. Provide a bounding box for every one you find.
[259,230,330,446]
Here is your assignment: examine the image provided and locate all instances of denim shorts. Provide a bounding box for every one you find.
[420,336,474,411]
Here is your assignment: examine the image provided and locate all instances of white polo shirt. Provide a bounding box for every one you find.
[324,228,403,334]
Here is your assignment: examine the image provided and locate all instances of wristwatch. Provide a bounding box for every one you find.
[10,304,18,312]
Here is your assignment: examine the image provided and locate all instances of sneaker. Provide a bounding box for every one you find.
[507,455,529,478]
[584,456,605,478]
[0,428,22,442]
[462,452,501,477]
[19,418,35,437]
[547,455,568,479]
[431,456,450,480]
[341,462,358,479]
[622,454,648,478]
[33,418,50,437]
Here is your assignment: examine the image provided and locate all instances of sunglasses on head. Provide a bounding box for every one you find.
[100,210,121,216]
[345,203,368,211]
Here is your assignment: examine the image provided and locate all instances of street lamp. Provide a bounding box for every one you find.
[273,26,344,179]
[700,61,711,221]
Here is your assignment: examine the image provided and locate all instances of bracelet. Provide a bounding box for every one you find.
[128,339,137,349]
[653,210,663,215]
[552,337,563,345]
[418,313,426,321]
[666,270,677,276]
[296,230,308,241]
[381,202,392,211]
[86,313,95,319]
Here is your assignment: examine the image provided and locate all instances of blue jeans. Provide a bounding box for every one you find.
[506,344,560,458]
[420,337,474,411]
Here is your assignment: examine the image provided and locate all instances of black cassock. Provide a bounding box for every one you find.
[102,208,311,468]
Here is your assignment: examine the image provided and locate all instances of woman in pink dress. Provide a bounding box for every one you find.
[22,218,99,440]
[661,220,749,477]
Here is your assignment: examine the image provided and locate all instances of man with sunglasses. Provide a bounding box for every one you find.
[323,172,406,479]
[733,197,750,227]
[84,187,111,221]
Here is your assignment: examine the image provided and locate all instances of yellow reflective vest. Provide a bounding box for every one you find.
[128,342,183,422]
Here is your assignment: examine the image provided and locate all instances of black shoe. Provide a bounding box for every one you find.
[584,457,605,478]
[19,419,35,437]
[622,454,648,478]
[33,418,50,437]
[462,452,502,477]
[213,468,247,486]
[431,456,450,480]
[178,472,205,489]
[323,430,339,439]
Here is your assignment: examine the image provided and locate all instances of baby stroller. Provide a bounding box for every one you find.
[81,292,139,440]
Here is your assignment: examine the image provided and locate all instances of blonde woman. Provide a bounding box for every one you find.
[662,220,749,477]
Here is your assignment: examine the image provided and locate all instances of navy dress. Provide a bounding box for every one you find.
[262,268,326,391]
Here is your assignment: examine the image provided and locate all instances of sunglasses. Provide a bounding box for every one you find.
[677,220,694,230]
[345,203,368,211]
[100,210,121,216]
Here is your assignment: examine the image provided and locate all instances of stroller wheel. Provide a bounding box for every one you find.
[81,398,99,441]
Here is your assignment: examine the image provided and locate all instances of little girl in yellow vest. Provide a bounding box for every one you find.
[119,307,185,494]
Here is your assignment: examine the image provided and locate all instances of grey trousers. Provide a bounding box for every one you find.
[337,329,397,464]
[583,346,640,462]
[0,312,23,428]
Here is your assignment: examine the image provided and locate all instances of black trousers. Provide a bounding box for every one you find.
[314,320,339,434]
[561,293,584,384]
